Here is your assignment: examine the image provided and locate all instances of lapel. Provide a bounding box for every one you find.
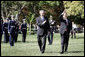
[39,16,45,22]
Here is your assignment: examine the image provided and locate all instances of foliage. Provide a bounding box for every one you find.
[1,1,84,25]
[63,1,84,25]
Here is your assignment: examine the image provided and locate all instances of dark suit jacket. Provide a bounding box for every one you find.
[49,20,55,33]
[21,23,27,32]
[67,19,72,34]
[59,15,72,34]
[3,22,9,32]
[15,21,19,33]
[8,20,16,33]
[36,16,50,36]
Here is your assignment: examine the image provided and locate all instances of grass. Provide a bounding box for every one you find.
[1,33,84,56]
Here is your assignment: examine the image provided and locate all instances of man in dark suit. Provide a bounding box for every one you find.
[59,9,72,54]
[48,15,55,45]
[36,10,50,53]
[21,19,27,43]
[8,15,16,46]
[15,19,19,42]
[3,19,9,43]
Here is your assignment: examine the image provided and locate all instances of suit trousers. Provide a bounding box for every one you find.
[9,32,15,46]
[48,32,53,44]
[4,31,9,43]
[22,30,27,42]
[61,31,69,52]
[15,32,18,42]
[37,34,46,52]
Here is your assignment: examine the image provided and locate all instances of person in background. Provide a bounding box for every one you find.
[71,22,77,38]
[8,15,16,46]
[15,19,19,42]
[3,19,9,43]
[48,15,55,45]
[21,19,27,43]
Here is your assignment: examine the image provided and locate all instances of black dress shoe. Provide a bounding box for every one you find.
[65,50,67,52]
[48,43,52,45]
[65,47,68,52]
[60,51,64,54]
[10,44,14,46]
[41,50,44,54]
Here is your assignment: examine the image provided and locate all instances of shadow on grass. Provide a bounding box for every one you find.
[1,41,9,43]
[65,51,84,54]
[16,41,37,43]
[45,51,59,53]
[70,37,84,39]
[76,37,84,39]
[1,41,37,44]
[1,41,4,43]
[26,41,37,43]
[45,51,84,54]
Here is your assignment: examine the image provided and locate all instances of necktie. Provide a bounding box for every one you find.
[41,16,44,21]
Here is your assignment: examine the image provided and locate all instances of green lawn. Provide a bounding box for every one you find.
[1,33,84,56]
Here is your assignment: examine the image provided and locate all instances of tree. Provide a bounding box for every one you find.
[37,1,64,25]
[26,12,35,34]
[63,1,84,25]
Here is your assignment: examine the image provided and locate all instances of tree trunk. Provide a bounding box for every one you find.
[29,22,31,35]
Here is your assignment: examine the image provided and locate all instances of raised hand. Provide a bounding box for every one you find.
[42,20,46,24]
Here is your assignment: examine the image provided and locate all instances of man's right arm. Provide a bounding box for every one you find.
[59,13,65,22]
[36,18,45,28]
[59,10,66,22]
